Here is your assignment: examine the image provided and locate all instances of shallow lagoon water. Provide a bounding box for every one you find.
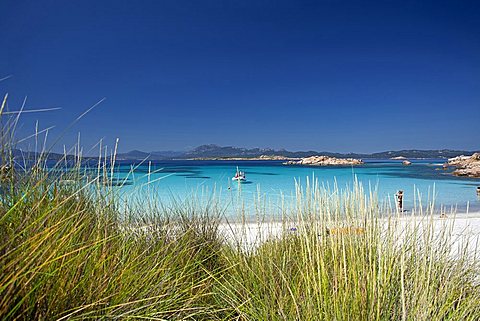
[110,159,480,215]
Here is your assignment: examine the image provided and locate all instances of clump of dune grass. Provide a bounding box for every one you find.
[0,94,225,320]
[0,166,225,319]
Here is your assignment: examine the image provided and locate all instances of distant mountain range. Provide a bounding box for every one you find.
[8,145,478,162]
[115,144,479,161]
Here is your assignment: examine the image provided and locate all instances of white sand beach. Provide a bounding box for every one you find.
[219,212,480,258]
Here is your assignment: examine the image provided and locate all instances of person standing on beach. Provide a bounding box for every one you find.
[395,190,404,212]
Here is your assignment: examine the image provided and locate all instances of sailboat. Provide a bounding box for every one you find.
[232,166,246,181]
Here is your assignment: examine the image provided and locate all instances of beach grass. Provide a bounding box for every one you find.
[1,99,480,319]
[0,164,226,319]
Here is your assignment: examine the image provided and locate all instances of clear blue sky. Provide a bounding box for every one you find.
[1,0,479,153]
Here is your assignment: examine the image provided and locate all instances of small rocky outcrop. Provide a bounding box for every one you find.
[283,155,363,166]
[448,153,480,178]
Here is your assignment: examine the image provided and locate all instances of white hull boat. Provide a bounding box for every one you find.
[232,167,246,181]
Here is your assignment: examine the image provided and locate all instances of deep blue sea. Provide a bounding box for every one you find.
[109,159,480,214]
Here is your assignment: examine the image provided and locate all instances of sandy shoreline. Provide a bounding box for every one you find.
[218,211,480,255]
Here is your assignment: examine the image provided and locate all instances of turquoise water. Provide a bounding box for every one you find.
[111,159,480,215]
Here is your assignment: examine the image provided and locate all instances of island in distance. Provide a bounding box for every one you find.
[283,155,363,166]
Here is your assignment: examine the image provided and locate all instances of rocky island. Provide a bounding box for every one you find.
[283,155,364,166]
[447,153,480,178]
